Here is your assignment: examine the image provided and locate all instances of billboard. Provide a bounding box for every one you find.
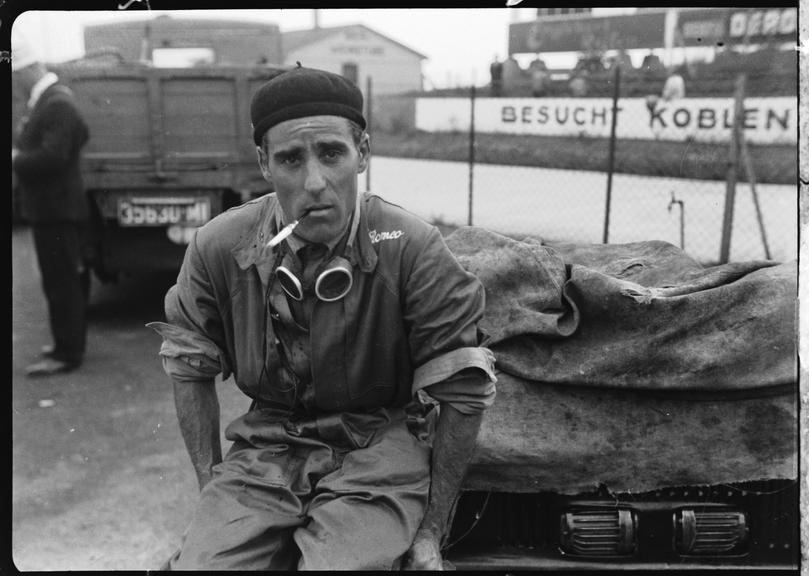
[676,7,797,48]
[509,11,667,54]
[509,7,798,54]
[415,97,797,145]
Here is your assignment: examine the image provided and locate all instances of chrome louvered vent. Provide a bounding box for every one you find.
[674,509,748,555]
[559,509,637,556]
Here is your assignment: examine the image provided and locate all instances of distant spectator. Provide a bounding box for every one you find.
[501,55,524,94]
[641,51,665,76]
[12,29,91,377]
[489,55,503,96]
[575,53,605,75]
[661,67,686,101]
[529,56,547,71]
[529,57,550,97]
[568,72,588,97]
[608,49,634,72]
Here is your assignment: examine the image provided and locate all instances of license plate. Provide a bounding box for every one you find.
[117,197,211,227]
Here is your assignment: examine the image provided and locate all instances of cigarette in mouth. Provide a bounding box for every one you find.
[266,212,308,248]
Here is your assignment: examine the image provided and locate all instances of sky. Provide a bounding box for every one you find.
[10,8,639,89]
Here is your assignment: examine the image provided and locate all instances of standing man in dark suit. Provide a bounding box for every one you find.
[12,29,91,377]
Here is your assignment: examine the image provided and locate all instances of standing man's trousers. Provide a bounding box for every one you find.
[31,223,87,366]
[169,405,434,570]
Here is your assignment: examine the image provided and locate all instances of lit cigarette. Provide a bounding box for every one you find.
[266,212,308,248]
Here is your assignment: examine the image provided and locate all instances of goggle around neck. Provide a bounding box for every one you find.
[273,195,361,303]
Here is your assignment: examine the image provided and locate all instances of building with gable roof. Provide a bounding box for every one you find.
[282,24,426,96]
[82,17,426,96]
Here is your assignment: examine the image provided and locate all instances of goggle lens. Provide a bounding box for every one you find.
[276,266,303,301]
[275,262,353,302]
[315,266,353,302]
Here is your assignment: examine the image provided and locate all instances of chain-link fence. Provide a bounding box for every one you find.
[13,14,796,266]
[368,66,798,265]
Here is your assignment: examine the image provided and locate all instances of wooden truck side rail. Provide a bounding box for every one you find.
[49,63,284,279]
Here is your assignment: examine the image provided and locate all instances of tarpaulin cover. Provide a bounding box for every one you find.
[446,227,797,391]
[444,227,798,493]
[465,372,797,493]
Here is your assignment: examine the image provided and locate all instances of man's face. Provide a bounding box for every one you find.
[257,115,369,245]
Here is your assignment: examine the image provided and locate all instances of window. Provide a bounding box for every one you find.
[341,62,359,85]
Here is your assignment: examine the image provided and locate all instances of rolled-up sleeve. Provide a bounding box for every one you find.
[403,227,497,410]
[146,320,230,383]
[412,347,496,393]
[419,369,497,415]
[146,231,231,383]
[413,350,497,414]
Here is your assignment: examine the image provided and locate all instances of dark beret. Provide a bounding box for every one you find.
[250,66,366,145]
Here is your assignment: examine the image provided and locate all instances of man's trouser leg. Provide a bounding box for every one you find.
[32,223,87,365]
[295,418,431,570]
[170,408,431,570]
[168,430,327,570]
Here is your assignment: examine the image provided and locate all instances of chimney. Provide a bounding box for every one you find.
[313,9,320,30]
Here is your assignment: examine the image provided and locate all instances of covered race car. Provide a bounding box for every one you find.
[442,227,798,570]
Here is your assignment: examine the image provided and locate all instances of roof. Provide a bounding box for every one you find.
[282,24,427,60]
[85,15,281,34]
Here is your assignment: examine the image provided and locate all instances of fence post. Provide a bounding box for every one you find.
[603,63,620,244]
[468,83,476,226]
[365,75,372,192]
[738,107,772,260]
[720,74,745,263]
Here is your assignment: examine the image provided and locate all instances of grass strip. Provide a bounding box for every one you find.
[371,131,797,185]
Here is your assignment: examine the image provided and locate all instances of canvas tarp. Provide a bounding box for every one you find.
[444,227,798,493]
[465,372,797,493]
[445,227,797,392]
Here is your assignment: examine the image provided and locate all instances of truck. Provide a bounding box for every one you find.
[38,55,283,285]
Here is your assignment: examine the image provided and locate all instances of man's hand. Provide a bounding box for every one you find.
[405,401,485,570]
[401,528,443,570]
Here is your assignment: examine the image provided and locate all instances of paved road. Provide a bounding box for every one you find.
[370,157,798,264]
[11,225,248,570]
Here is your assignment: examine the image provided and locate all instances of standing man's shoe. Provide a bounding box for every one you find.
[25,358,79,377]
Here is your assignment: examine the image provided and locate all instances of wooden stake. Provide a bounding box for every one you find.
[719,74,745,263]
[739,128,772,260]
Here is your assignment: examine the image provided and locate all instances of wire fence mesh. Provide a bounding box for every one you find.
[369,67,797,265]
[12,17,796,266]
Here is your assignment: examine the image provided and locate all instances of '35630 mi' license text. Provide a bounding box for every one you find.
[117,197,211,227]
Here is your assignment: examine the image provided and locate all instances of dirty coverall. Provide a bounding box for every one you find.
[149,191,497,569]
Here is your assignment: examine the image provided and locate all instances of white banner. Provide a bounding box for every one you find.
[415,97,797,145]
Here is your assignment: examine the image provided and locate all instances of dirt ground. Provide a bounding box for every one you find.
[11,225,250,571]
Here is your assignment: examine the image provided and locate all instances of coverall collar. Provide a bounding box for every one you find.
[231,193,378,289]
